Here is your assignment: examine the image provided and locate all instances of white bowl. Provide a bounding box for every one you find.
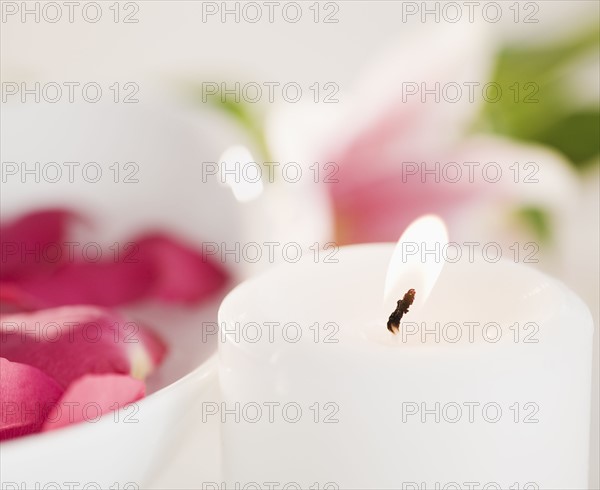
[0,98,235,487]
[0,356,220,488]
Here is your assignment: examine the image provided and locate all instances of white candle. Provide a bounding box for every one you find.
[217,217,593,490]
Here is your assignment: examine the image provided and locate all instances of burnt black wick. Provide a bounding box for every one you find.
[387,289,416,335]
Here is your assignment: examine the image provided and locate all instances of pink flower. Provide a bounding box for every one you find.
[0,306,164,441]
[265,25,578,247]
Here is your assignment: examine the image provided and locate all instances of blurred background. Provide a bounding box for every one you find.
[1,0,598,487]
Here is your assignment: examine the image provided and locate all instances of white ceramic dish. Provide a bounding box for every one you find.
[0,99,233,488]
[0,356,221,489]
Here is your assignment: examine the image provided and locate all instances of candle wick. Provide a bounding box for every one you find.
[387,289,416,335]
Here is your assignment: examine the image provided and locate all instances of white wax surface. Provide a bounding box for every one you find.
[218,244,593,489]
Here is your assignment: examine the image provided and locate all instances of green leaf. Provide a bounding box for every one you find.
[534,110,600,168]
[514,206,553,244]
[478,26,600,169]
[184,83,272,162]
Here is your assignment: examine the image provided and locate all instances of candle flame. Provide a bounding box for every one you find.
[383,215,448,313]
[219,145,264,203]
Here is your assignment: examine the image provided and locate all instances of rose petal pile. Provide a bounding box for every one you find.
[0,210,228,312]
[0,210,229,441]
[0,306,164,440]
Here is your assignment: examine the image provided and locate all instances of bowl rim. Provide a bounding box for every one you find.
[0,354,218,449]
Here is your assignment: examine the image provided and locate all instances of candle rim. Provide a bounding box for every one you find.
[218,243,594,345]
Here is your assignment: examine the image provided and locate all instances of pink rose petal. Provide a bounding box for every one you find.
[1,306,166,389]
[1,217,229,308]
[135,233,229,303]
[42,374,145,432]
[0,357,64,441]
[0,210,77,281]
[9,260,155,309]
[0,283,38,314]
